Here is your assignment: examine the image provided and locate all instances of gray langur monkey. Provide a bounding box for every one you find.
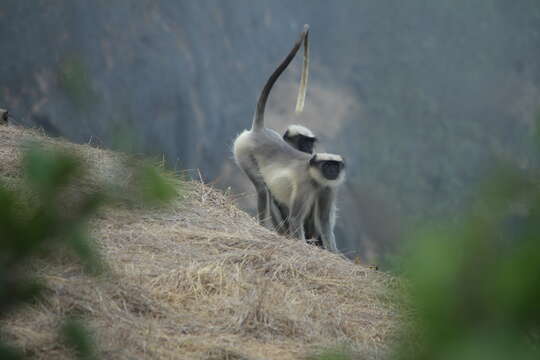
[233,25,345,252]
[233,25,310,226]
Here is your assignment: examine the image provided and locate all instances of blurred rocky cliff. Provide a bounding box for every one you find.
[2,0,540,261]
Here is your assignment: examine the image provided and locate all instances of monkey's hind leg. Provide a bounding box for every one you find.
[241,157,271,227]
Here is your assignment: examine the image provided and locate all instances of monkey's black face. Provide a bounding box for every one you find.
[320,160,343,180]
[284,133,316,154]
[298,138,315,154]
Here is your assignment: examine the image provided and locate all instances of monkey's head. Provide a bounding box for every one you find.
[283,125,317,154]
[309,153,345,186]
[0,109,8,124]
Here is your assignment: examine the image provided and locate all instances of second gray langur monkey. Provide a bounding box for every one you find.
[283,124,317,154]
[276,125,340,250]
[306,153,344,250]
[233,26,345,251]
[262,150,345,251]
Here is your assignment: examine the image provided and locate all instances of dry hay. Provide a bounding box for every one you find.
[0,125,401,359]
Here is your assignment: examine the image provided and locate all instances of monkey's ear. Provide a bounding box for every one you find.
[309,154,317,166]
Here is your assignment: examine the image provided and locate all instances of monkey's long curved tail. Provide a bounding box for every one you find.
[251,24,309,131]
[295,28,309,114]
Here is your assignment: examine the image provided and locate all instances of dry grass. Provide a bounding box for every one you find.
[0,125,401,359]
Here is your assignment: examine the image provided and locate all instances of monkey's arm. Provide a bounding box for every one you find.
[316,188,339,253]
[303,205,318,241]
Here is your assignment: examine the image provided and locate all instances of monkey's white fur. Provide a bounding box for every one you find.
[286,124,315,138]
[313,153,343,162]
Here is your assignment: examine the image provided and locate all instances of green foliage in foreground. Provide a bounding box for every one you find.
[0,143,177,359]
[315,133,540,359]
[134,160,181,205]
[61,318,100,360]
[308,348,352,360]
[396,162,540,360]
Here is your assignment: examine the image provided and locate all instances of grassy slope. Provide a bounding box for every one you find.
[0,125,400,360]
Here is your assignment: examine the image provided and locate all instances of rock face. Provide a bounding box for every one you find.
[2,1,540,260]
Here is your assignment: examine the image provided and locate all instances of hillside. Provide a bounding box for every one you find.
[0,125,400,359]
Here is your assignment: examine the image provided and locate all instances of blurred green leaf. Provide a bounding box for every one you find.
[0,279,43,317]
[61,318,99,360]
[23,144,81,200]
[0,343,23,360]
[398,157,540,360]
[68,229,105,276]
[308,347,353,360]
[136,163,177,204]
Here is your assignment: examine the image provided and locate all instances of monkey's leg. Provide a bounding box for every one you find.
[255,185,268,225]
[289,217,305,240]
[270,197,290,235]
[303,205,323,247]
[246,177,270,226]
[316,189,339,253]
[241,158,270,226]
